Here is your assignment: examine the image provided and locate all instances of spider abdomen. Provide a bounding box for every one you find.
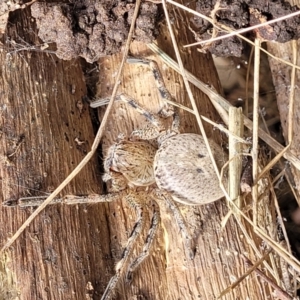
[154,133,227,205]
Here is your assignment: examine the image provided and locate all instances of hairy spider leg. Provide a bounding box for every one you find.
[10,192,127,207]
[156,191,195,259]
[91,92,180,141]
[126,200,161,283]
[101,191,149,300]
[10,190,193,260]
[7,190,161,298]
[126,57,175,118]
[91,56,177,119]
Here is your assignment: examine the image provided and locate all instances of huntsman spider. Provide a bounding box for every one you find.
[5,58,228,299]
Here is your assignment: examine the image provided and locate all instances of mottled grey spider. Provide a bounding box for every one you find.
[6,58,228,300]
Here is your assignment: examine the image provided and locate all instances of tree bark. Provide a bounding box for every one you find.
[0,3,280,300]
[0,8,106,300]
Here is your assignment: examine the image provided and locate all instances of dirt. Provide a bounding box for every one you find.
[31,0,158,63]
[190,0,300,57]
[29,0,300,61]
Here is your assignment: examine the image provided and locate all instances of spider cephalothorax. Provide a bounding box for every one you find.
[103,137,157,189]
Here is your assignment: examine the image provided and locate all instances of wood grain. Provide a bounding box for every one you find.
[0,3,280,300]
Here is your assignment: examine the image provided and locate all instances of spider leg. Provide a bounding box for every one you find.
[3,196,62,207]
[6,192,127,207]
[155,190,195,260]
[101,191,147,300]
[91,92,180,142]
[127,57,175,118]
[120,94,163,130]
[125,200,161,283]
[103,170,128,192]
[119,93,164,140]
[112,93,180,142]
[171,109,180,133]
[90,93,164,140]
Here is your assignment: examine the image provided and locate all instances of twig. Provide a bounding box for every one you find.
[228,107,243,211]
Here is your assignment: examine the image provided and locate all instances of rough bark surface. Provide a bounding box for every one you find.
[0,8,105,300]
[0,2,280,300]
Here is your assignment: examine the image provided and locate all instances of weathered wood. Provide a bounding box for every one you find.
[96,11,274,300]
[0,8,106,300]
[0,3,281,300]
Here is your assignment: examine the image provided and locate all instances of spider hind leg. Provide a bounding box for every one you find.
[101,191,147,300]
[126,200,161,283]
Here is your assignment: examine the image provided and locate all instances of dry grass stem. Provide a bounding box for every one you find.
[258,146,290,181]
[245,46,254,117]
[201,115,247,143]
[287,40,297,144]
[241,255,293,300]
[228,107,243,211]
[232,211,278,279]
[218,250,272,299]
[252,38,260,229]
[183,9,300,48]
[258,41,298,196]
[230,199,300,273]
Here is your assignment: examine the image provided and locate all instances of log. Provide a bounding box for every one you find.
[0,3,279,300]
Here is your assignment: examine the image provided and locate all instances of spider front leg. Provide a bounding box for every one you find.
[91,92,179,141]
[117,93,180,142]
[90,56,180,140]
[126,57,175,118]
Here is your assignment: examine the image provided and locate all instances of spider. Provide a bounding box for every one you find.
[6,58,228,299]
